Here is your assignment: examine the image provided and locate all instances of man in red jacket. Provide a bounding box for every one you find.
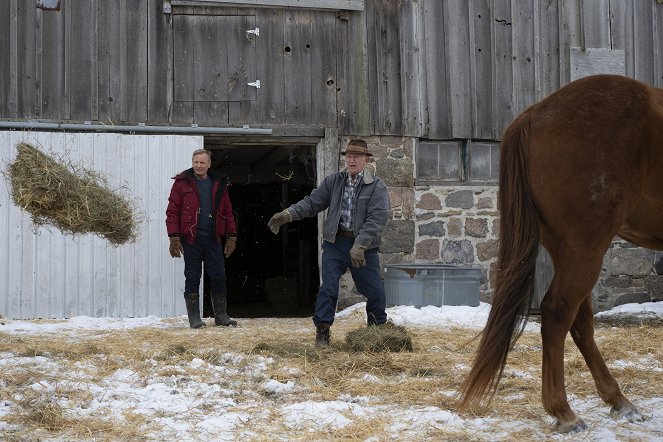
[166,149,238,328]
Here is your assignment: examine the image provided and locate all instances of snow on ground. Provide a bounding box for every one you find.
[2,302,663,441]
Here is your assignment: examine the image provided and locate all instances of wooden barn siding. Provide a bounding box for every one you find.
[362,0,661,139]
[0,1,661,138]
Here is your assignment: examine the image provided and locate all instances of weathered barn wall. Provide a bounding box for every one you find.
[2,0,661,138]
[0,131,201,319]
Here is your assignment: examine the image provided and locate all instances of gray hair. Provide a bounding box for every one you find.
[192,149,211,160]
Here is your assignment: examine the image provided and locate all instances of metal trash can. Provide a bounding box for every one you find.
[384,264,481,307]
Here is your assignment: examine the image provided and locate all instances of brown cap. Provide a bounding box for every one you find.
[341,139,372,157]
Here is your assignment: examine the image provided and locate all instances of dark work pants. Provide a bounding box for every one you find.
[181,234,227,295]
[314,236,387,327]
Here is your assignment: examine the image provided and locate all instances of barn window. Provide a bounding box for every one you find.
[416,140,499,184]
[36,0,60,10]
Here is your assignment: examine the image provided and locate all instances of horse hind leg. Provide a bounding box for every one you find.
[540,279,587,432]
[570,296,644,423]
[540,251,606,433]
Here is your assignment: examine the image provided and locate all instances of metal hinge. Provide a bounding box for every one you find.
[247,80,261,89]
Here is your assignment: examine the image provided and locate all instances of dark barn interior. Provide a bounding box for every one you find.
[201,144,319,318]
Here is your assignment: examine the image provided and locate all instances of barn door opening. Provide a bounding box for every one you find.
[202,144,318,318]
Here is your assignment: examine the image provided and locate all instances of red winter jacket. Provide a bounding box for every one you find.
[166,168,237,244]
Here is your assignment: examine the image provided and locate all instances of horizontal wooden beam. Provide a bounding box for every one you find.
[171,0,364,11]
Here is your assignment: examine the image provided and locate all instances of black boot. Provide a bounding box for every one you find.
[211,293,238,327]
[315,323,331,348]
[183,293,206,329]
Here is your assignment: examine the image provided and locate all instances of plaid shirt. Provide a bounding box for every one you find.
[339,171,363,231]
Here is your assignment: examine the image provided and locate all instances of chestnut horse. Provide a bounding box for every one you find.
[459,75,663,433]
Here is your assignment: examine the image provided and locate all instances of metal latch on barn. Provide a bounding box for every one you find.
[247,80,261,89]
[246,28,259,37]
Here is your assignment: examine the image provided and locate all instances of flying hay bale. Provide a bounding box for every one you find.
[7,142,140,246]
[345,322,413,352]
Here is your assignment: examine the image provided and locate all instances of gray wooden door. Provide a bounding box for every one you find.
[173,14,258,123]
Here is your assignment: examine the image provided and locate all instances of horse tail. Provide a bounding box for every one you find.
[458,112,540,410]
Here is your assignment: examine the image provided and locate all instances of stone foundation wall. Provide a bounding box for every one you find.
[595,243,663,311]
[335,135,663,312]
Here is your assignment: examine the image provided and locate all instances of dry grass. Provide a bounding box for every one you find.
[1,314,662,440]
[5,142,141,246]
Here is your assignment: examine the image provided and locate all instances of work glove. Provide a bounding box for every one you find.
[349,243,367,267]
[224,236,236,257]
[169,237,183,258]
[268,209,292,234]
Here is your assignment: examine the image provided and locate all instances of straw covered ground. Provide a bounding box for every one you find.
[1,307,663,441]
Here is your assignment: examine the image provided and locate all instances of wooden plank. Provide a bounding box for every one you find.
[97,0,118,121]
[469,0,493,139]
[228,14,259,124]
[17,0,37,118]
[422,0,451,139]
[284,9,313,124]
[227,15,257,102]
[194,16,230,101]
[194,101,230,125]
[510,0,535,117]
[399,0,423,137]
[445,0,471,138]
[337,8,370,135]
[40,5,66,119]
[631,0,655,84]
[534,0,560,101]
[147,0,174,123]
[364,0,378,133]
[558,0,581,85]
[580,0,611,48]
[654,0,663,88]
[172,0,365,11]
[309,10,337,128]
[173,15,197,101]
[91,0,99,122]
[66,0,96,121]
[609,0,628,50]
[171,101,195,124]
[369,0,402,135]
[0,2,13,116]
[570,47,625,80]
[255,8,286,125]
[124,0,149,122]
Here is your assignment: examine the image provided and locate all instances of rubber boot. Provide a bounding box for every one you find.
[315,323,331,348]
[211,293,238,327]
[183,292,206,329]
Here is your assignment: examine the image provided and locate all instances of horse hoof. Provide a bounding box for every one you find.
[610,405,645,422]
[555,418,588,434]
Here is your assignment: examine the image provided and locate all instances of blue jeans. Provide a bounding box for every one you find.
[314,236,387,326]
[181,234,227,295]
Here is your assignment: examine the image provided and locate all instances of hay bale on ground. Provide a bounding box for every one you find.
[6,142,140,246]
[345,322,413,352]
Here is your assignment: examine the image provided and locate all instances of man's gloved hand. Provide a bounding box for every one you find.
[169,237,183,258]
[349,243,367,267]
[268,209,292,234]
[224,236,236,257]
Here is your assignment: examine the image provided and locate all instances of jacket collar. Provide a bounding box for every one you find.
[175,168,226,182]
[341,167,374,184]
